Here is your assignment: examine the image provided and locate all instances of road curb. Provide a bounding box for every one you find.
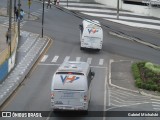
[140,91,160,99]
[109,59,160,99]
[109,31,160,50]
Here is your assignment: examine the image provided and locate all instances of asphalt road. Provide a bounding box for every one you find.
[1,0,160,120]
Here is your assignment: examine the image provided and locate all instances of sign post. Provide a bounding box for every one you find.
[42,0,44,38]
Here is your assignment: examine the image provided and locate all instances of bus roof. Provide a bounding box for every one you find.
[57,61,90,74]
[83,19,101,28]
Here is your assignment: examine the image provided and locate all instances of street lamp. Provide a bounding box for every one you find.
[18,0,21,41]
[14,0,16,21]
[42,0,44,38]
[117,0,120,19]
[9,0,12,57]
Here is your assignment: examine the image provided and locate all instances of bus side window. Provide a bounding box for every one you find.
[79,24,83,33]
[87,69,92,88]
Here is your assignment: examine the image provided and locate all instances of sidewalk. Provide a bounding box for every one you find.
[58,0,160,31]
[0,7,37,21]
[0,6,48,107]
[0,31,50,106]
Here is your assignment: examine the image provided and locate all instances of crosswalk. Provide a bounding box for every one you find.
[40,54,105,66]
[1,18,26,28]
[59,0,160,30]
[0,7,50,28]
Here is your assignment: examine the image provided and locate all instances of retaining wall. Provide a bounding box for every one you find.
[0,28,18,83]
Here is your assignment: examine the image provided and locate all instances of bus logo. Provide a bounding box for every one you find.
[60,75,79,84]
[88,28,98,34]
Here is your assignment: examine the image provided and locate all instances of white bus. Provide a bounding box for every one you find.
[51,61,95,111]
[79,19,103,51]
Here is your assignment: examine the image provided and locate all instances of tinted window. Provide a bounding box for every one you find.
[56,72,84,75]
[87,69,92,88]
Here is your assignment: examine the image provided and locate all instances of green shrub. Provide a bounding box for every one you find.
[145,62,160,74]
[150,84,158,91]
[141,82,146,89]
[132,63,141,80]
[137,62,145,68]
[145,84,151,90]
[152,77,159,83]
[146,80,154,85]
[145,71,154,78]
[157,87,160,92]
[135,79,142,88]
[132,61,160,92]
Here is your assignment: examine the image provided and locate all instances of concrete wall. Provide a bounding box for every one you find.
[95,0,160,18]
[0,31,18,83]
[0,61,8,82]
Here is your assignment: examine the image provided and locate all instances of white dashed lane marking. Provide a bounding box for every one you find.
[51,55,59,63]
[41,55,48,62]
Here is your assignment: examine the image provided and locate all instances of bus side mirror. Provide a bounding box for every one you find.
[91,72,95,80]
[79,24,83,30]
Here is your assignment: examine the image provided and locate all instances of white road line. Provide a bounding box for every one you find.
[151,99,160,102]
[110,103,120,107]
[153,108,160,110]
[38,8,43,11]
[65,7,143,16]
[40,55,48,62]
[103,68,108,120]
[105,18,160,30]
[112,99,122,104]
[87,58,92,64]
[51,55,59,63]
[111,90,141,97]
[152,105,160,107]
[45,111,52,120]
[64,56,70,62]
[1,24,8,27]
[111,93,146,103]
[111,92,129,98]
[152,102,160,104]
[76,57,81,61]
[82,12,160,24]
[32,12,41,16]
[60,2,108,8]
[38,63,107,68]
[37,9,43,12]
[106,102,150,111]
[99,59,104,65]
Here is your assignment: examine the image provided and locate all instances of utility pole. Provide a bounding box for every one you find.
[14,0,16,21]
[9,0,12,56]
[18,0,21,41]
[117,0,120,19]
[42,0,44,38]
